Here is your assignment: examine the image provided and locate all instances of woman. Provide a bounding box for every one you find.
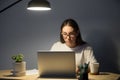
[51,18,97,73]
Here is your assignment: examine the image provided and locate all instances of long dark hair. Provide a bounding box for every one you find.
[60,18,86,45]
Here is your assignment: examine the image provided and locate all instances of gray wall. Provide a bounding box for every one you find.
[0,0,120,73]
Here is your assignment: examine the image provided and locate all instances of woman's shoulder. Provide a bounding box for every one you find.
[53,41,63,45]
[78,43,93,50]
[50,41,65,51]
[51,41,64,48]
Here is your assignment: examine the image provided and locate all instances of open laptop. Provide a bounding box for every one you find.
[37,51,76,79]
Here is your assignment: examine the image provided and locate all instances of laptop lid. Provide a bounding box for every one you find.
[37,51,76,78]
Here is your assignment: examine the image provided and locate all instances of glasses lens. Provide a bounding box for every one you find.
[62,32,76,37]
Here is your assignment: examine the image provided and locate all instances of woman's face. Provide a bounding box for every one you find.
[61,25,78,47]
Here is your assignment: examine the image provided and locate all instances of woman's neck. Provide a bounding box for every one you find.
[65,43,77,48]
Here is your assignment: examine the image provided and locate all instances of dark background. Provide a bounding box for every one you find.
[0,0,120,73]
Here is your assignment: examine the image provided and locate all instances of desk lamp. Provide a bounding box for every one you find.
[0,0,51,13]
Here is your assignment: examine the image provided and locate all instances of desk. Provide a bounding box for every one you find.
[0,70,120,80]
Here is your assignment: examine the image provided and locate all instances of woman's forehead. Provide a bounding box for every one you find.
[62,25,74,32]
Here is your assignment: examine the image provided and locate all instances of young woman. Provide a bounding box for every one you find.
[51,18,97,73]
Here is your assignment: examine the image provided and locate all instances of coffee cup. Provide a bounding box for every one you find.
[90,62,99,75]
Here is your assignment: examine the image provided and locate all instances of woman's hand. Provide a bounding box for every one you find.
[76,66,80,78]
[76,66,79,73]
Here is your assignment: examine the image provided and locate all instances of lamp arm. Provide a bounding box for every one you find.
[0,0,23,13]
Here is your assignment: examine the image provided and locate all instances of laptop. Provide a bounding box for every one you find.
[37,51,76,79]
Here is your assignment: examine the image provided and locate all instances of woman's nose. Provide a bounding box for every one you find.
[66,35,70,39]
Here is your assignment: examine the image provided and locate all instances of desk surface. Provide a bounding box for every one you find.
[0,70,120,80]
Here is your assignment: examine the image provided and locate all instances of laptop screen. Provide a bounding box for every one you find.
[37,51,76,78]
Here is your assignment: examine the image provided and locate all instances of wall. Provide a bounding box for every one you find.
[0,0,120,73]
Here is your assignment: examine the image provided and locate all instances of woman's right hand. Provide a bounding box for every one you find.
[76,66,80,78]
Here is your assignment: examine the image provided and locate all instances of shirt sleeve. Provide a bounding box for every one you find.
[50,42,61,51]
[50,43,56,51]
[83,46,97,64]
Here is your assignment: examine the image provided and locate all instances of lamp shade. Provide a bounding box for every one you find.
[27,0,51,11]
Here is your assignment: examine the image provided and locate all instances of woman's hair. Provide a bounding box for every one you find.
[60,18,86,45]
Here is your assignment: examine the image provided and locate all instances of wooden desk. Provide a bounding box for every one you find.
[0,70,120,80]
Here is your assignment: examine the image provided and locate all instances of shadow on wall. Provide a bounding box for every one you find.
[86,30,119,73]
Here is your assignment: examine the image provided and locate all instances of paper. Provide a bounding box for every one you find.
[26,69,39,75]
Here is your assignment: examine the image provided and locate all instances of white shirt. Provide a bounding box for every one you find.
[50,41,97,66]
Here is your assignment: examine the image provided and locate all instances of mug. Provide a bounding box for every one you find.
[90,62,99,75]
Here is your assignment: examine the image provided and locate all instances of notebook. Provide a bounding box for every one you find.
[37,51,76,79]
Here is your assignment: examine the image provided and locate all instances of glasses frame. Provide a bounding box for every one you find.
[61,32,77,38]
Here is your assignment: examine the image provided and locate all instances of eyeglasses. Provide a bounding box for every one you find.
[61,32,76,38]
